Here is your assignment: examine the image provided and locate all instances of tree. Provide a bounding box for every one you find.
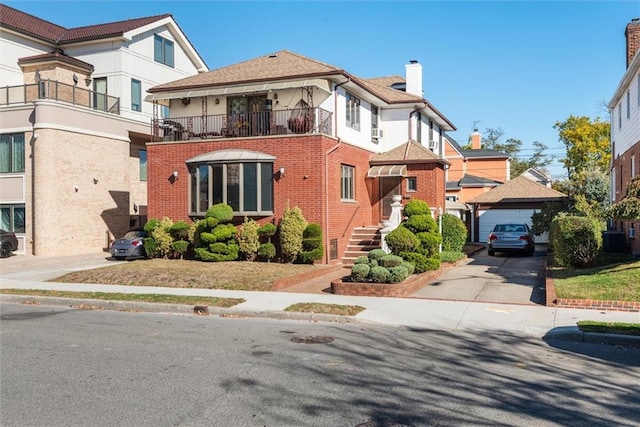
[510,140,552,179]
[609,176,640,220]
[554,115,610,177]
[551,169,609,220]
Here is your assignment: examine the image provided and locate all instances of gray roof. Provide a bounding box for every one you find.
[444,132,509,159]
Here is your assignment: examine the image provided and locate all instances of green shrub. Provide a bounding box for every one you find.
[424,257,441,271]
[442,214,467,252]
[354,255,369,265]
[203,216,220,229]
[150,217,174,258]
[304,223,322,238]
[404,214,437,233]
[238,217,260,261]
[299,223,324,264]
[143,218,160,233]
[367,248,387,261]
[368,258,379,268]
[388,265,409,283]
[400,252,430,274]
[143,237,158,258]
[257,242,276,262]
[369,266,391,283]
[401,261,415,275]
[258,223,277,239]
[208,223,238,242]
[404,199,431,217]
[206,203,234,222]
[279,205,308,262]
[441,251,465,263]
[385,226,420,254]
[195,242,239,262]
[350,263,370,282]
[171,240,189,258]
[415,231,441,257]
[379,254,404,268]
[550,214,602,268]
[169,221,191,240]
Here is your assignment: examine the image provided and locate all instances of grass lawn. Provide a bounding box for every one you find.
[552,254,640,301]
[285,303,365,316]
[577,321,640,336]
[50,259,317,291]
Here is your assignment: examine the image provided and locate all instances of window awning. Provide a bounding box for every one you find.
[186,149,275,164]
[367,164,407,177]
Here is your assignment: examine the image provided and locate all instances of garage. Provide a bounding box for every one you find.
[468,175,567,243]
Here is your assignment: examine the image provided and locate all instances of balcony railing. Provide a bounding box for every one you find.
[152,107,332,142]
[0,80,120,115]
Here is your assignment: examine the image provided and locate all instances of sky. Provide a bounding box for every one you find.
[5,0,640,179]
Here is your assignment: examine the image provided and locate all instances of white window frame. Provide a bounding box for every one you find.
[627,90,630,120]
[341,164,355,201]
[0,133,25,173]
[345,92,360,130]
[407,177,417,192]
[139,149,147,181]
[0,203,25,233]
[131,79,142,112]
[154,34,174,67]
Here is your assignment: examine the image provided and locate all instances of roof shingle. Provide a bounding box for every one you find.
[467,175,566,204]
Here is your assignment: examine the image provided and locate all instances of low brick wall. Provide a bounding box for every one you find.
[545,254,639,312]
[271,266,342,291]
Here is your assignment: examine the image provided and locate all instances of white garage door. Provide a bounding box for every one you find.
[478,209,548,243]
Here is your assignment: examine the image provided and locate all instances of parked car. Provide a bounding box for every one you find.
[487,223,535,256]
[109,230,147,260]
[0,229,19,258]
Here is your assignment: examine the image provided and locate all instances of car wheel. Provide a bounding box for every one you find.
[488,249,495,256]
[0,242,12,258]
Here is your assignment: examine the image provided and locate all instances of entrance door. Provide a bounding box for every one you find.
[380,177,402,221]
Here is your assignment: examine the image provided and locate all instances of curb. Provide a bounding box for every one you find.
[0,295,362,324]
[543,326,640,348]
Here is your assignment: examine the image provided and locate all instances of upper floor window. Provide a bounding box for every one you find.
[407,177,417,192]
[341,164,355,200]
[627,90,630,120]
[371,105,379,143]
[0,133,25,173]
[345,92,360,130]
[154,35,174,67]
[139,149,147,181]
[1,204,25,233]
[632,155,636,178]
[131,79,142,112]
[161,105,170,118]
[190,162,273,215]
[618,104,622,129]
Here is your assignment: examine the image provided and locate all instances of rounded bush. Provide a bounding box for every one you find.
[368,258,379,268]
[368,266,391,283]
[400,252,430,274]
[388,265,409,283]
[304,223,322,238]
[550,214,602,267]
[424,257,441,271]
[169,221,191,240]
[442,214,467,252]
[401,261,415,275]
[298,247,324,264]
[258,223,277,238]
[279,206,308,262]
[379,254,403,268]
[350,263,370,282]
[385,226,420,254]
[416,231,442,257]
[143,218,160,233]
[209,223,238,242]
[367,248,387,261]
[206,203,234,222]
[405,214,437,233]
[238,218,260,261]
[171,240,189,256]
[257,242,276,261]
[143,237,158,258]
[404,199,431,217]
[354,255,369,265]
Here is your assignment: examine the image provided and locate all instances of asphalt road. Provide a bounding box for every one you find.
[2,303,639,427]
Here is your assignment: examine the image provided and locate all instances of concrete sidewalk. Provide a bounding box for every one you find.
[1,252,639,345]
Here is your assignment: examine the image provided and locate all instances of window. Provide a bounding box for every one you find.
[341,164,355,200]
[632,155,636,178]
[154,34,174,67]
[345,92,360,130]
[161,105,170,118]
[627,90,631,120]
[371,105,379,142]
[407,177,417,192]
[93,77,107,111]
[131,79,141,112]
[618,104,622,128]
[0,133,25,173]
[190,162,273,215]
[139,149,147,181]
[1,204,25,233]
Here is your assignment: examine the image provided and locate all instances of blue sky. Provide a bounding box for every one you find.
[6,0,640,179]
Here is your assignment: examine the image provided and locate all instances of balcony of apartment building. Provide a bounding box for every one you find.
[151,104,333,142]
[0,79,120,115]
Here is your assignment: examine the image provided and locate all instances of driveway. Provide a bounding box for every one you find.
[411,245,547,305]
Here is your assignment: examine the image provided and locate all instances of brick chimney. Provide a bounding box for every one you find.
[405,60,423,97]
[627,18,640,68]
[471,130,481,150]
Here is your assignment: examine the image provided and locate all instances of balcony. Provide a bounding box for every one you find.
[152,107,332,142]
[0,80,120,115]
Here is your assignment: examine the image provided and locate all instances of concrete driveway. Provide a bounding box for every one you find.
[411,245,547,305]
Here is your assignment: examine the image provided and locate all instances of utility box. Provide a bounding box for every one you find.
[602,231,628,253]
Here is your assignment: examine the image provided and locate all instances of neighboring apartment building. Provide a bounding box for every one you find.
[609,18,640,254]
[0,4,207,255]
[144,50,456,264]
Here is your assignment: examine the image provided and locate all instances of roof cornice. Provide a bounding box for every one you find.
[609,51,640,107]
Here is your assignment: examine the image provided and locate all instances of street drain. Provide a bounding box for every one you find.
[291,335,334,344]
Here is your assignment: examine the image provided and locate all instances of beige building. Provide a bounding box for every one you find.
[0,4,206,255]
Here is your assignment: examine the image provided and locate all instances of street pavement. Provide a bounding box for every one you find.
[1,251,639,345]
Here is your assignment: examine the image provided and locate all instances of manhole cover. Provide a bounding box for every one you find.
[291,335,334,344]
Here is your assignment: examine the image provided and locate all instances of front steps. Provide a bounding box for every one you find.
[341,226,382,265]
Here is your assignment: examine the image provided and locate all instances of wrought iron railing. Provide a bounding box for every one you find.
[0,80,120,115]
[152,107,332,142]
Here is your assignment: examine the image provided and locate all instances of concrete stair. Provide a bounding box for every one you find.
[341,226,382,265]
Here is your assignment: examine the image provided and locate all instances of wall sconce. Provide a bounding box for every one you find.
[85,77,92,86]
[279,167,285,176]
[93,178,99,184]
[215,98,220,105]
[181,97,191,106]
[273,93,278,100]
[74,185,79,192]
[133,203,139,213]
[173,170,179,178]
[33,133,39,140]
[73,73,78,85]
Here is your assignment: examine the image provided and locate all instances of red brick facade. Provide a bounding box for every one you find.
[611,140,640,254]
[148,134,446,264]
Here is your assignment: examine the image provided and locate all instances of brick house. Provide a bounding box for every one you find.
[609,18,640,254]
[0,4,206,255]
[145,51,455,264]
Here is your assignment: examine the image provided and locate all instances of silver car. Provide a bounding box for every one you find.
[487,223,535,256]
[110,230,147,260]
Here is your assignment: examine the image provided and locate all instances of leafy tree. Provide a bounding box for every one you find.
[510,141,552,179]
[609,176,640,220]
[554,115,610,177]
[554,170,609,220]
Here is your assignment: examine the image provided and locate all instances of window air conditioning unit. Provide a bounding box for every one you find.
[428,140,437,150]
[372,128,383,139]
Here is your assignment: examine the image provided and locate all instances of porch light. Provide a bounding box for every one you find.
[279,167,285,176]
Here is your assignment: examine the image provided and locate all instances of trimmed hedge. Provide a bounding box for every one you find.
[550,214,602,267]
